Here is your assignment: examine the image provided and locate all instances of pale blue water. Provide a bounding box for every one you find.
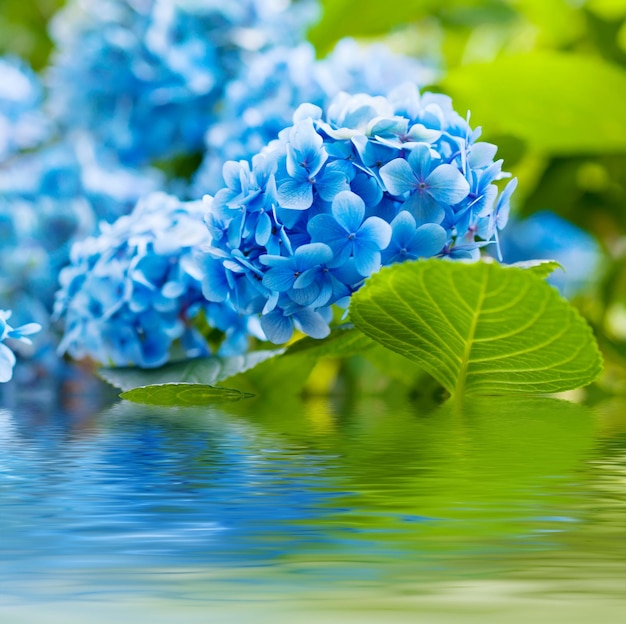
[0,378,625,623]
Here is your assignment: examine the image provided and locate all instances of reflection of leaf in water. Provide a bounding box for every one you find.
[101,394,598,569]
[225,394,597,554]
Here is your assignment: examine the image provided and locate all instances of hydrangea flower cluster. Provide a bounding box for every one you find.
[55,192,261,368]
[193,39,436,194]
[47,0,318,166]
[0,56,50,159]
[197,84,516,344]
[0,139,162,311]
[0,310,41,383]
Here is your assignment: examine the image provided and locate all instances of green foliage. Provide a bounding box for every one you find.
[0,0,64,69]
[221,351,317,397]
[350,260,603,397]
[120,383,251,406]
[308,0,512,54]
[441,53,626,155]
[520,155,626,241]
[508,260,563,279]
[286,325,374,358]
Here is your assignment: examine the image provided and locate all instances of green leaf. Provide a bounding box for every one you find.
[441,52,626,154]
[99,349,283,392]
[587,0,626,20]
[350,259,603,397]
[307,0,494,53]
[508,259,563,279]
[308,0,435,52]
[120,384,251,406]
[221,351,316,397]
[286,325,374,358]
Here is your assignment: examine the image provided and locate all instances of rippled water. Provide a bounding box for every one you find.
[0,379,625,623]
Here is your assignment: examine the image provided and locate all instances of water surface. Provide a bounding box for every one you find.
[0,384,624,623]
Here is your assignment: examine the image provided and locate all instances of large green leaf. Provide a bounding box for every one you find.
[350,260,603,397]
[441,52,626,154]
[120,384,251,406]
[99,349,283,392]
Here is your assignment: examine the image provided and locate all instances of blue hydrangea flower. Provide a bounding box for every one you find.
[308,191,392,276]
[197,84,516,344]
[192,39,436,194]
[47,0,318,166]
[0,139,163,313]
[56,192,260,368]
[0,309,41,383]
[499,210,601,298]
[0,56,50,160]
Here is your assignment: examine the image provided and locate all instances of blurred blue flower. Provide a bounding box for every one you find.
[0,139,163,314]
[499,210,601,298]
[0,56,50,159]
[192,39,436,193]
[47,0,318,166]
[0,309,41,382]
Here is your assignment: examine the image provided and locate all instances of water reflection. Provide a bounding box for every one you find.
[0,390,625,621]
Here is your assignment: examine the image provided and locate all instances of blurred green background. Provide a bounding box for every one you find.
[2,0,626,393]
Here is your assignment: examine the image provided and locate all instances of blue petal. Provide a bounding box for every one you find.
[310,280,334,308]
[261,310,294,344]
[316,169,350,201]
[0,343,16,383]
[262,265,297,292]
[294,267,318,289]
[352,245,382,277]
[289,282,321,306]
[379,158,416,195]
[8,322,41,339]
[495,177,518,229]
[351,172,383,206]
[255,211,272,246]
[221,161,242,190]
[468,142,498,168]
[277,178,313,210]
[407,143,434,180]
[390,211,418,246]
[358,216,392,250]
[308,213,350,247]
[162,281,185,299]
[403,192,445,225]
[295,242,333,267]
[332,190,365,233]
[425,164,470,205]
[411,223,448,257]
[293,308,330,339]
